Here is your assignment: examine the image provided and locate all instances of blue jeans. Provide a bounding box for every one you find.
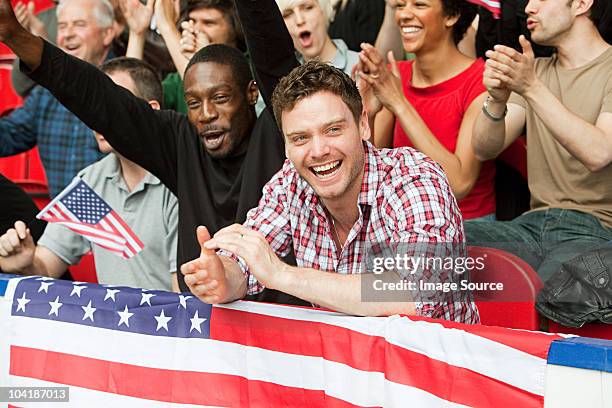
[465,209,612,282]
[469,213,496,222]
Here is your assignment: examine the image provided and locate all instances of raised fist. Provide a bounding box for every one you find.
[0,221,36,273]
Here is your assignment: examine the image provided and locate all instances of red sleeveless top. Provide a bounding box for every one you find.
[393,59,495,219]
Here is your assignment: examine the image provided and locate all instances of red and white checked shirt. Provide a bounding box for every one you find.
[235,141,479,324]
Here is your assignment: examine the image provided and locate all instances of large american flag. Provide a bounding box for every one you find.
[36,178,144,259]
[466,0,501,19]
[0,275,563,407]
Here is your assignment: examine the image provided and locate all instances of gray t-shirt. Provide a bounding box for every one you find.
[38,154,178,290]
[509,47,612,228]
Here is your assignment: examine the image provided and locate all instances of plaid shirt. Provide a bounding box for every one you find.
[0,86,104,197]
[234,141,479,324]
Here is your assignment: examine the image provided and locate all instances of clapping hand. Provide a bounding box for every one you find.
[14,1,46,37]
[357,43,406,115]
[179,20,210,60]
[484,35,538,100]
[202,224,285,291]
[154,0,180,33]
[120,0,155,35]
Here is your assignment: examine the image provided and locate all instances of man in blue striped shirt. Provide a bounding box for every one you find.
[0,0,116,196]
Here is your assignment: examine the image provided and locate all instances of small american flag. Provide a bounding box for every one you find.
[36,178,144,259]
[466,0,501,19]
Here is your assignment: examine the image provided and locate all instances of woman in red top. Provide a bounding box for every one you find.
[357,0,495,220]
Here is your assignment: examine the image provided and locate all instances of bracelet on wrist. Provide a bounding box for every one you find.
[482,96,508,122]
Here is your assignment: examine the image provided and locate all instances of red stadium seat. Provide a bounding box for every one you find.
[0,42,14,62]
[498,136,527,180]
[69,252,98,284]
[0,63,23,115]
[19,148,50,209]
[0,63,25,185]
[30,0,55,13]
[15,179,50,210]
[6,0,55,14]
[0,151,28,180]
[1,147,51,210]
[0,146,49,184]
[467,246,543,330]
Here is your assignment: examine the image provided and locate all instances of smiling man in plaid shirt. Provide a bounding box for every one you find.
[181,61,479,323]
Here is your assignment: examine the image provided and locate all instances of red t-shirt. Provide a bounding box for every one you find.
[393,59,495,219]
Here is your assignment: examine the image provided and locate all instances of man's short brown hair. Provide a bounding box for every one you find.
[272,61,363,132]
[101,57,163,105]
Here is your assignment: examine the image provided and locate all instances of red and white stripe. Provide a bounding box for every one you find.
[1,279,560,408]
[98,211,144,258]
[466,0,501,18]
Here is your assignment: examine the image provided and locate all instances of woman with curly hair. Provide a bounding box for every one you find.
[358,0,495,221]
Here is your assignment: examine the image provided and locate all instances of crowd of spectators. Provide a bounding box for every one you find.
[0,0,610,325]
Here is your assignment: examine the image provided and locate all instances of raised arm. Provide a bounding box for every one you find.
[120,0,155,60]
[14,1,48,39]
[471,38,530,161]
[154,0,192,78]
[35,43,181,191]
[374,0,404,62]
[0,0,44,70]
[0,0,182,193]
[0,2,48,155]
[495,38,612,171]
[122,0,200,79]
[472,98,525,161]
[476,37,612,170]
[233,0,299,108]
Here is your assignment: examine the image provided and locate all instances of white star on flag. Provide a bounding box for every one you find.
[104,289,121,302]
[179,295,192,309]
[16,292,30,313]
[140,292,156,306]
[117,305,134,327]
[38,281,53,293]
[154,309,172,332]
[190,310,207,333]
[48,296,63,316]
[81,300,96,322]
[70,285,86,297]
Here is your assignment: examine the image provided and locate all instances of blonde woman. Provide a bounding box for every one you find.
[276,0,358,75]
